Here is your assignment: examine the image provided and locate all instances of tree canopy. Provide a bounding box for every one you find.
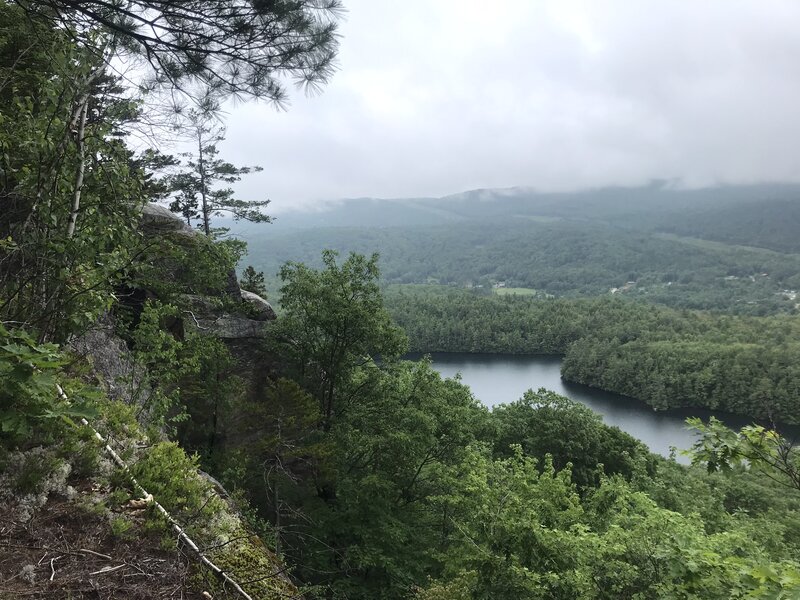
[275,250,407,431]
[13,0,343,104]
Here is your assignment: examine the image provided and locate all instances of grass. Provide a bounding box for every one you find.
[493,287,539,296]
[655,232,800,258]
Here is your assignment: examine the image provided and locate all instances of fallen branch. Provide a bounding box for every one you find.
[49,556,62,581]
[56,384,254,600]
[182,310,209,330]
[89,563,127,576]
[79,548,113,561]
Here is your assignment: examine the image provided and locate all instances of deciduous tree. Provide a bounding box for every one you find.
[275,251,407,431]
[689,416,800,492]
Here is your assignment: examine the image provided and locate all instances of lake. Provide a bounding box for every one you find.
[419,352,781,462]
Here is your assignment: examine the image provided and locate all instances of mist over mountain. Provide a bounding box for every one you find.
[233,182,800,316]
[259,182,800,241]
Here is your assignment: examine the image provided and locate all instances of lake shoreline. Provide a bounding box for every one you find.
[407,352,799,461]
[406,350,782,423]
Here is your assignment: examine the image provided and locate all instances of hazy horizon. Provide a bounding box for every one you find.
[205,1,800,213]
[263,180,800,215]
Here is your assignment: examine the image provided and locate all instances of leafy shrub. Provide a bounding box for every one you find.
[0,324,98,447]
[128,441,222,523]
[109,515,134,539]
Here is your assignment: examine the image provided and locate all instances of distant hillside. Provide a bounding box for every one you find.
[658,198,800,253]
[242,219,800,315]
[236,183,800,315]
[257,182,800,236]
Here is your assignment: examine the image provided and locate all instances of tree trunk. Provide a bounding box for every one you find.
[198,134,210,236]
[66,97,89,239]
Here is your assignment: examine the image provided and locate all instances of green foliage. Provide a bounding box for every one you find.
[109,515,135,539]
[129,300,242,454]
[493,389,653,489]
[126,440,298,598]
[429,447,588,599]
[0,2,146,342]
[128,301,187,427]
[211,377,328,562]
[689,417,800,492]
[93,395,142,449]
[175,334,243,462]
[129,441,222,521]
[240,376,322,471]
[275,250,408,431]
[199,535,297,600]
[240,265,268,298]
[129,231,244,301]
[421,449,800,599]
[0,324,98,445]
[307,361,486,596]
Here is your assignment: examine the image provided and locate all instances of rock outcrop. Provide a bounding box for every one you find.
[137,203,275,337]
[68,314,149,407]
[140,202,193,234]
[71,204,276,410]
[179,292,274,339]
[241,289,277,321]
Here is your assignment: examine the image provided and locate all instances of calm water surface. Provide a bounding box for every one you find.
[417,353,789,462]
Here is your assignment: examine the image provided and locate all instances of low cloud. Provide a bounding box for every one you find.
[219,0,800,212]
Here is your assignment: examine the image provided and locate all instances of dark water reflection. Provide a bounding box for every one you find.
[409,352,798,463]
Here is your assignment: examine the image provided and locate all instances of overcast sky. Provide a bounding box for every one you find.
[217,0,800,213]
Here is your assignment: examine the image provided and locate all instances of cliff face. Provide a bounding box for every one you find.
[140,202,275,334]
[0,423,298,599]
[1,204,294,600]
[71,204,277,406]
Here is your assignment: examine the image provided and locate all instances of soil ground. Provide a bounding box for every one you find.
[0,479,209,600]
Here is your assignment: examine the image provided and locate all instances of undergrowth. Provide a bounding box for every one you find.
[0,323,294,599]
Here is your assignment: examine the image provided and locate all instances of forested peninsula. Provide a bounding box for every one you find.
[385,287,800,422]
[2,1,800,599]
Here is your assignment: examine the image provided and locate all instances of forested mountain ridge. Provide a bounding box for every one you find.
[263,182,800,240]
[658,198,800,253]
[244,216,800,315]
[241,184,800,315]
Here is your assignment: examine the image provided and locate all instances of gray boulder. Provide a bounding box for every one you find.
[180,294,270,339]
[68,314,152,409]
[140,203,192,234]
[240,290,277,321]
[202,316,269,339]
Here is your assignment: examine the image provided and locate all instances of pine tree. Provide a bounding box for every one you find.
[168,110,271,236]
[240,266,268,297]
[13,0,342,106]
